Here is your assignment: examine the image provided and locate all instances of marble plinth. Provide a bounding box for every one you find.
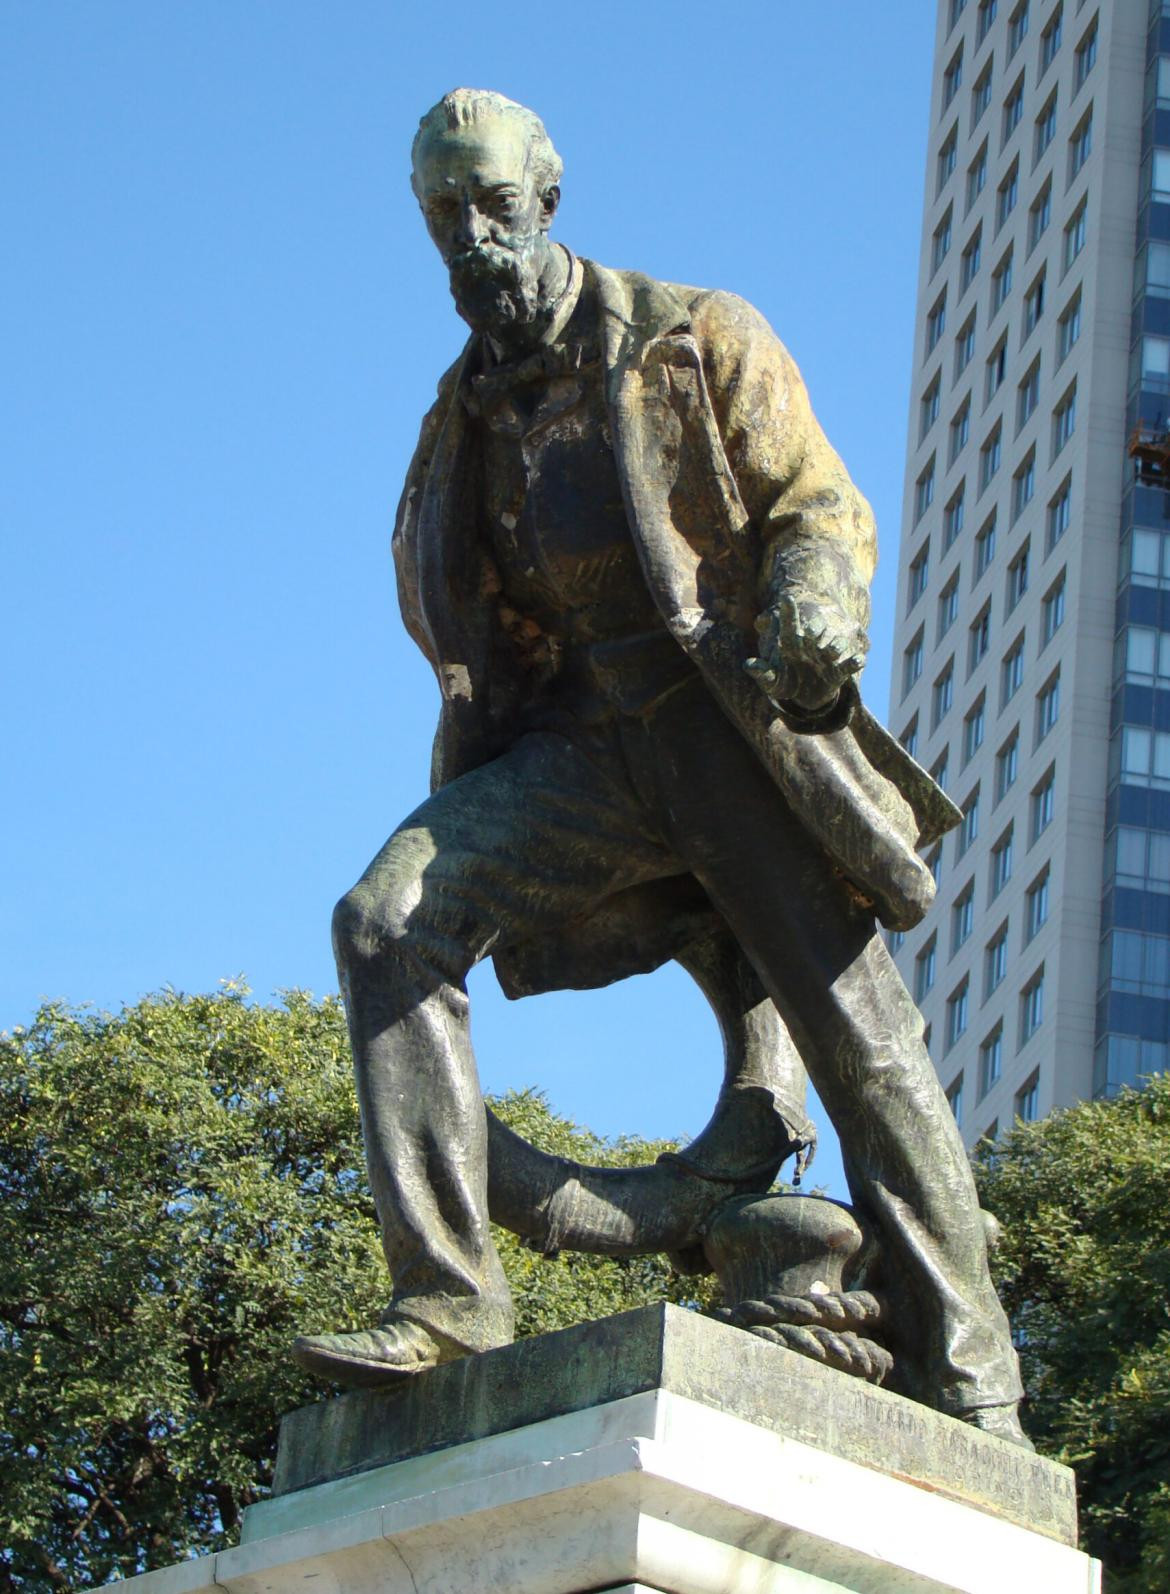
[99,1305,1102,1594]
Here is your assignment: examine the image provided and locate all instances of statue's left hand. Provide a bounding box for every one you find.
[746,592,869,713]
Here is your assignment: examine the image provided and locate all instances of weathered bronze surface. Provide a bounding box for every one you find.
[294,89,1027,1441]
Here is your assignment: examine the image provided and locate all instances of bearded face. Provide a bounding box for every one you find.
[413,115,559,344]
[446,235,543,334]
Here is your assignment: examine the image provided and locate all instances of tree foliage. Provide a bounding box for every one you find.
[976,1077,1170,1590]
[0,989,709,1590]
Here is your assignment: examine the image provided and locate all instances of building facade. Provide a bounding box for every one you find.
[888,0,1170,1146]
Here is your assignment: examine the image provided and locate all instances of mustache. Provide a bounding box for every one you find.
[449,242,529,286]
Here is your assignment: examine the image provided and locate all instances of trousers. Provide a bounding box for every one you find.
[333,677,1022,1413]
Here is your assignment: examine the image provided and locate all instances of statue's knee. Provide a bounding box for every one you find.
[332,886,398,970]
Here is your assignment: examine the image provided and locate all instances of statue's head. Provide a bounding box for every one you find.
[411,89,563,340]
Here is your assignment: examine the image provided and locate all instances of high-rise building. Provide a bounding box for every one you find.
[888,0,1170,1147]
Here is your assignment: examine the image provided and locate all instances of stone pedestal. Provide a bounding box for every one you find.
[105,1304,1101,1594]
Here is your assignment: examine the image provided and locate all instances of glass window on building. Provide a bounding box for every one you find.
[1008,540,1030,611]
[1031,766,1055,840]
[962,229,983,295]
[1117,725,1170,786]
[938,573,961,639]
[953,883,976,953]
[1063,202,1086,269]
[1012,453,1036,518]
[947,1070,965,1125]
[969,605,992,671]
[903,628,925,695]
[900,716,919,760]
[975,514,998,581]
[1047,478,1071,550]
[1034,92,1058,164]
[1120,625,1170,685]
[959,786,981,857]
[1094,1034,1170,1100]
[1002,635,1026,705]
[932,209,953,275]
[1141,335,1170,393]
[1040,5,1062,73]
[1020,973,1044,1046]
[921,375,941,438]
[1057,292,1081,363]
[964,694,987,761]
[980,423,1003,488]
[1025,868,1050,940]
[909,540,930,607]
[916,936,938,1001]
[933,659,955,727]
[1029,180,1052,250]
[946,979,971,1049]
[1022,274,1045,341]
[938,125,959,194]
[916,460,936,521]
[950,399,972,463]
[986,336,1008,400]
[979,1026,1004,1098]
[1123,527,1170,586]
[995,730,1020,801]
[972,64,994,131]
[1105,929,1170,997]
[991,825,1015,897]
[931,747,950,795]
[985,924,1009,997]
[1074,17,1097,91]
[1112,825,1170,893]
[992,248,1014,312]
[1036,670,1061,742]
[1052,383,1077,456]
[1142,241,1170,299]
[1015,1068,1040,1119]
[978,0,998,47]
[928,841,944,886]
[1068,109,1092,182]
[1042,571,1065,644]
[967,142,989,211]
[1008,1,1030,59]
[928,291,948,355]
[956,312,978,376]
[997,160,1019,229]
[945,46,965,112]
[945,483,966,549]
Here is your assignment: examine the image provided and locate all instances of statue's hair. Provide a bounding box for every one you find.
[411,89,563,198]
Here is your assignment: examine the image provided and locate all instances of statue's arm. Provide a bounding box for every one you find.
[694,292,876,715]
[390,362,464,671]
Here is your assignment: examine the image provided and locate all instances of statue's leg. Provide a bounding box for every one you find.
[302,728,677,1382]
[640,683,1023,1421]
[486,906,813,1257]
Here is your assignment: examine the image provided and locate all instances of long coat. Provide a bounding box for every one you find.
[391,261,957,989]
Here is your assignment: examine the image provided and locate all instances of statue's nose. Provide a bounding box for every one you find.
[457,200,490,249]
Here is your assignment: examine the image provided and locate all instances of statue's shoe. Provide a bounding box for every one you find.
[293,1318,446,1388]
[964,1402,1035,1450]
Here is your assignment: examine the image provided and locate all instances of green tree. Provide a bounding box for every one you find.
[976,1077,1170,1590]
[0,989,708,1590]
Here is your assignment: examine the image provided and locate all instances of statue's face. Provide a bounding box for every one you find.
[414,117,556,337]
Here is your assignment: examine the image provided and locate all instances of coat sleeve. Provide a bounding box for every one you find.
[391,357,466,672]
[689,291,876,637]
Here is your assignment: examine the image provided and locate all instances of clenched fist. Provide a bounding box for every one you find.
[745,590,869,714]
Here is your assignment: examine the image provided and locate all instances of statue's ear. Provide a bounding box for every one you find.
[540,184,560,229]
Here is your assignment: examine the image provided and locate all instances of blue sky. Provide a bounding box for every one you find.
[2,3,936,1200]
